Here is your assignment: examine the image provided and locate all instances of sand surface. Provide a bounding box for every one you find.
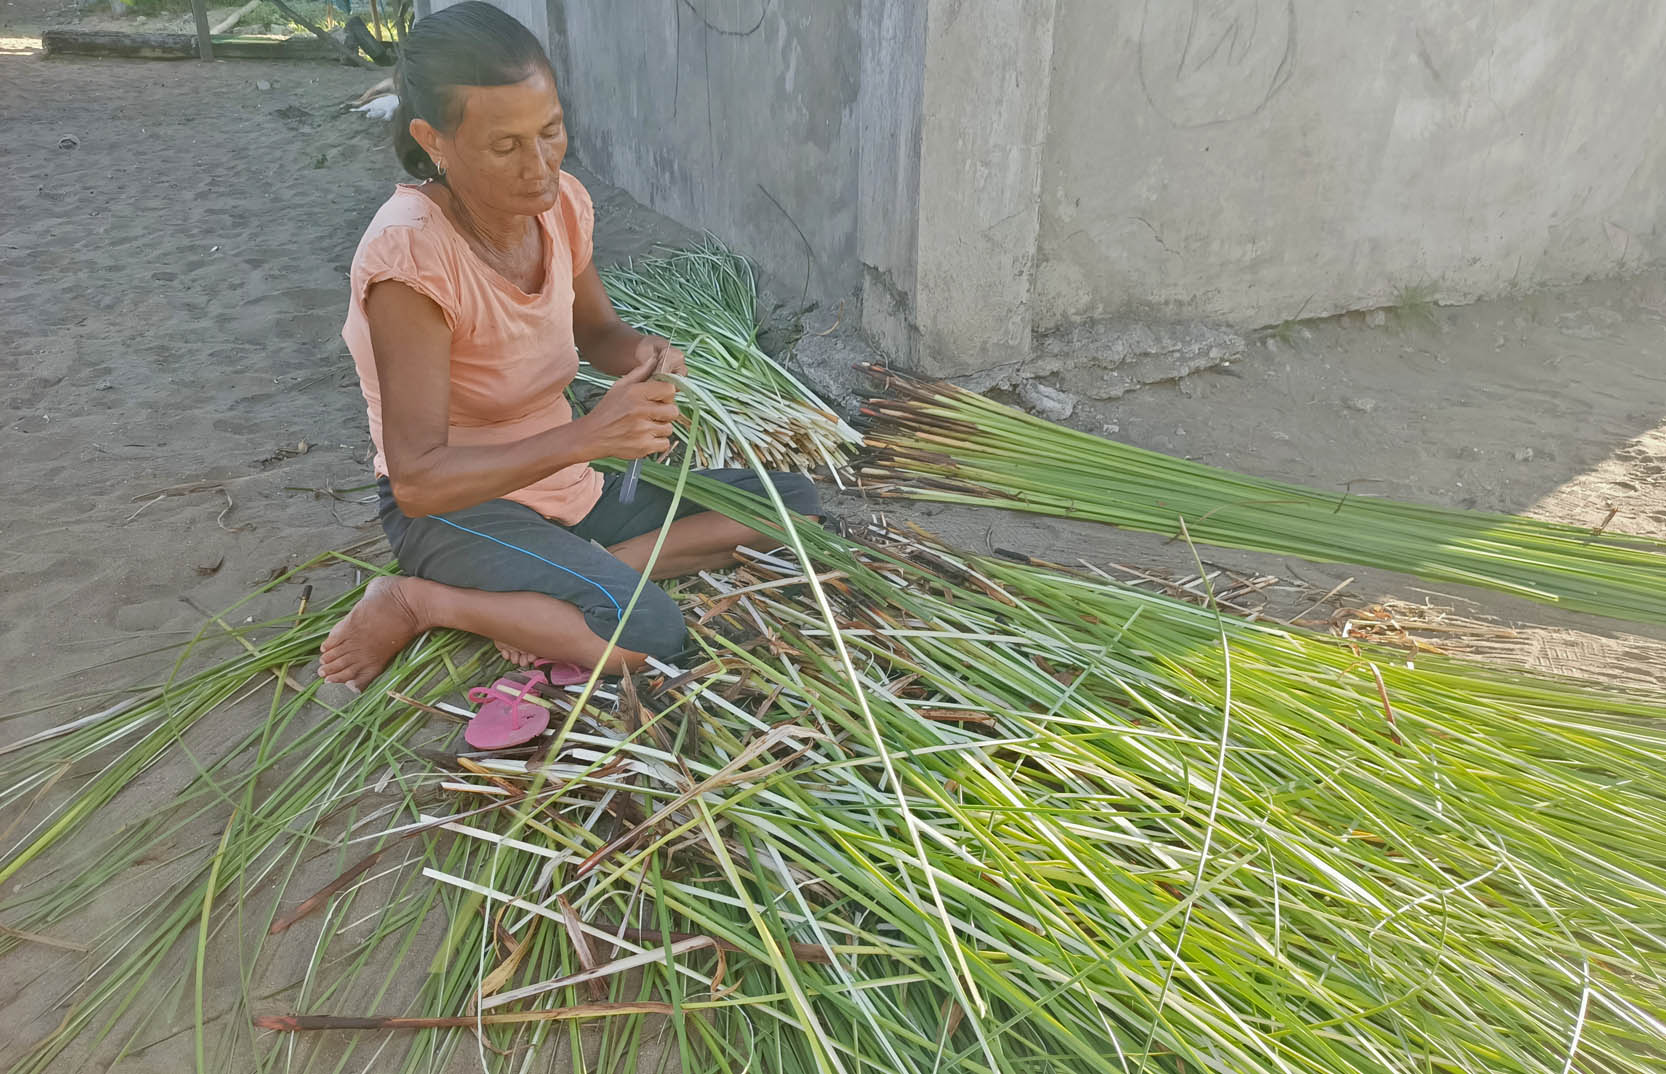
[3,11,1666,1071]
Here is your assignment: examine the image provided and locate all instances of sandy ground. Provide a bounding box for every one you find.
[3,10,1666,1071]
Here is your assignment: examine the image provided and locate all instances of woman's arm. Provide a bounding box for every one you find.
[571,262,688,379]
[370,280,678,518]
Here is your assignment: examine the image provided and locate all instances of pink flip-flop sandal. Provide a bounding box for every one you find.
[530,658,593,687]
[464,671,552,750]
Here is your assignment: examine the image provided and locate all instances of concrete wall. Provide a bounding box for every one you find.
[910,0,1057,380]
[424,0,550,53]
[497,0,1666,384]
[853,0,1061,381]
[855,0,927,366]
[546,0,861,308]
[1036,1,1666,332]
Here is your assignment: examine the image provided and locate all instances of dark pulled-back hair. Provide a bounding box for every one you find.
[391,1,554,180]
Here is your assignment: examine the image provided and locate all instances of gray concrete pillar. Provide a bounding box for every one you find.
[857,0,928,369]
[860,0,1058,381]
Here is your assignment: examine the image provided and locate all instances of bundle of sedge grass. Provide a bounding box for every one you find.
[3,426,1664,1073]
[857,365,1666,626]
[579,239,863,475]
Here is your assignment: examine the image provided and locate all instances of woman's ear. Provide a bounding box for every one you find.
[409,117,445,172]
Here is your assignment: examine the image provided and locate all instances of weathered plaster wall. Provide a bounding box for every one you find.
[855,0,927,367]
[547,0,861,307]
[909,0,1058,380]
[1037,1,1666,331]
[424,0,550,52]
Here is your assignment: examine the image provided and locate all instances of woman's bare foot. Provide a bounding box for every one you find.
[319,576,429,690]
[495,640,540,667]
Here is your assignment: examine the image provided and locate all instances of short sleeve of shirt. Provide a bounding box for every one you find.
[558,172,595,277]
[353,223,461,332]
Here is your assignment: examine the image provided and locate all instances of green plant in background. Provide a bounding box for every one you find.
[387,0,412,38]
[115,0,316,28]
[240,1,297,30]
[118,0,194,17]
[1390,282,1440,331]
[1255,296,1313,347]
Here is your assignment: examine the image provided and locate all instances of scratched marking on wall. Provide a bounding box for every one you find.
[680,0,770,37]
[1138,0,1297,128]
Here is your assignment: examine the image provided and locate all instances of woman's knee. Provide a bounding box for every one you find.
[710,468,821,519]
[765,472,821,519]
[607,585,688,662]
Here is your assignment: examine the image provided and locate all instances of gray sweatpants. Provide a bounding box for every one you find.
[377,469,819,661]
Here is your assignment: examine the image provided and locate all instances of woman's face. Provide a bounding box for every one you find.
[422,68,568,218]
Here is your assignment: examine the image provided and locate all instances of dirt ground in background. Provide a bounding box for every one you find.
[3,15,1666,1071]
[11,0,353,38]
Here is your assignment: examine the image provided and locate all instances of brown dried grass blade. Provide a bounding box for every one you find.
[254,1002,673,1033]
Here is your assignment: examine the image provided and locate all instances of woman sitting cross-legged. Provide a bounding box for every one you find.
[319,2,818,690]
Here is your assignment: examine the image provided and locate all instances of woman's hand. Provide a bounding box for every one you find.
[632,334,688,380]
[581,358,680,460]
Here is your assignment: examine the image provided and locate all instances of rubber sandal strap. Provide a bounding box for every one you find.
[468,683,541,709]
[488,670,549,698]
[530,659,592,686]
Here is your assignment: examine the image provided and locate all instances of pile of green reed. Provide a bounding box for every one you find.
[4,458,1663,1074]
[857,365,1666,626]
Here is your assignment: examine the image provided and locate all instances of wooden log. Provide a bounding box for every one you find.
[42,29,198,59]
[190,0,214,59]
[41,28,336,61]
[210,0,263,36]
[208,34,337,59]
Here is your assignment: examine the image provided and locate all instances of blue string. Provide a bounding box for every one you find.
[429,515,624,620]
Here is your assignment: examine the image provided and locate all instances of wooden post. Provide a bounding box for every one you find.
[190,0,213,59]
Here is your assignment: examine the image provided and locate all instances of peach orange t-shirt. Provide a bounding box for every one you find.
[342,172,604,524]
